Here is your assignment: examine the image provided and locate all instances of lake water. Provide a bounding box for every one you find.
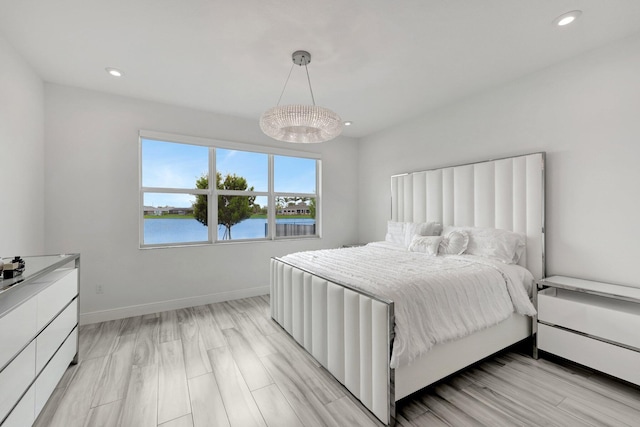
[144,217,315,244]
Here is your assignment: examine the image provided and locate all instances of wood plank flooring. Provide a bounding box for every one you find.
[33,295,640,426]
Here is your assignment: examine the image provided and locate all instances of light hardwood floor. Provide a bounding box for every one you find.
[33,295,640,427]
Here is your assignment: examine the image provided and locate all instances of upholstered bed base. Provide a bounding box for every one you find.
[271,258,531,425]
[270,153,545,425]
[270,259,394,423]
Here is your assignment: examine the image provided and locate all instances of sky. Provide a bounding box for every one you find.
[141,139,316,207]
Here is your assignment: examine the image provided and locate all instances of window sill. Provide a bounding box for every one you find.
[139,235,321,250]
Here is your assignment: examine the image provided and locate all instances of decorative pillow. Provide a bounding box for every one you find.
[404,221,443,247]
[408,235,443,256]
[385,221,406,246]
[443,226,526,264]
[438,230,469,255]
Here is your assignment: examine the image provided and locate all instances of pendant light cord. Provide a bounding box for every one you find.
[275,57,316,106]
[276,63,295,106]
[304,63,316,106]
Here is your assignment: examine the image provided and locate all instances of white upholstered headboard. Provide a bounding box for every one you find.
[391,153,545,279]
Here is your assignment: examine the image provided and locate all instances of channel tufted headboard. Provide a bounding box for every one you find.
[391,152,545,279]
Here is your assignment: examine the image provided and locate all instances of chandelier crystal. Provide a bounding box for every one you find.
[260,51,343,143]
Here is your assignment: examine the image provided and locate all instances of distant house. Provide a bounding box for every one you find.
[143,206,194,216]
[167,207,194,215]
[143,205,163,215]
[278,202,310,215]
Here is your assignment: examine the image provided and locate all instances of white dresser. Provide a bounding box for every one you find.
[0,254,80,426]
[535,275,640,386]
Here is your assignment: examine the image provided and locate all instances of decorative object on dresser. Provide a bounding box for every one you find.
[535,275,640,386]
[0,254,80,426]
[271,152,545,425]
[0,256,25,280]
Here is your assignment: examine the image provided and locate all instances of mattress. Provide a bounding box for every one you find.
[279,242,536,368]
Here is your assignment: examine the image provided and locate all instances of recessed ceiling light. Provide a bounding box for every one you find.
[105,67,124,77]
[554,10,582,26]
[344,121,353,126]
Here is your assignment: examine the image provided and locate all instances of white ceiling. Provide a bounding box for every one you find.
[2,0,640,138]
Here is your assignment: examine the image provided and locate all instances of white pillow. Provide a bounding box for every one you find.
[408,235,443,256]
[385,221,405,246]
[438,230,469,255]
[443,226,526,264]
[404,221,443,247]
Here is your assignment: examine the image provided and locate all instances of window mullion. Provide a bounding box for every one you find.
[210,147,217,243]
[268,154,275,240]
[139,139,145,246]
[142,187,209,195]
[272,192,317,198]
[217,190,269,197]
[316,159,322,237]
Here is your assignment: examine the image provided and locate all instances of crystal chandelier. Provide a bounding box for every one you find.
[260,51,343,143]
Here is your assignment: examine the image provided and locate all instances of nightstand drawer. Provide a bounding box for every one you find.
[538,287,640,349]
[538,324,640,386]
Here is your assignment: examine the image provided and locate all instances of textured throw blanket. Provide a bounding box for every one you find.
[280,242,536,368]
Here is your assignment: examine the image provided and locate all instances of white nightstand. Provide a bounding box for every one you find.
[535,275,640,386]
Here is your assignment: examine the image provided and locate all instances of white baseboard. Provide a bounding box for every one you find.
[79,285,270,325]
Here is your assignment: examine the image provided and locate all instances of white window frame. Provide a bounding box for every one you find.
[139,130,321,248]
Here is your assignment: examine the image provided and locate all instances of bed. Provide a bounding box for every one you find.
[270,153,545,425]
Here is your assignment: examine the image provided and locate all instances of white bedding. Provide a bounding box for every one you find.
[279,242,536,368]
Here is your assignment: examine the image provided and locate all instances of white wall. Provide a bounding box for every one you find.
[44,84,359,322]
[0,35,45,256]
[358,32,640,288]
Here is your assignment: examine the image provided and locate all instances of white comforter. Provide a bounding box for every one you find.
[280,242,536,368]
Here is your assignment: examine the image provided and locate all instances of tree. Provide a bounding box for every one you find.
[193,175,208,225]
[192,173,255,239]
[309,198,316,219]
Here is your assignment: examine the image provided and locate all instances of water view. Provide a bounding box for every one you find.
[144,217,315,245]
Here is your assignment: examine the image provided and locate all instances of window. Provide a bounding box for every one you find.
[141,140,209,245]
[274,155,318,237]
[140,131,320,247]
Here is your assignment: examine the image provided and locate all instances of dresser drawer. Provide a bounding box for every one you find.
[1,384,35,427]
[36,268,78,331]
[538,287,640,349]
[35,327,77,416]
[0,341,36,422]
[538,324,640,386]
[36,299,78,373]
[0,298,37,370]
